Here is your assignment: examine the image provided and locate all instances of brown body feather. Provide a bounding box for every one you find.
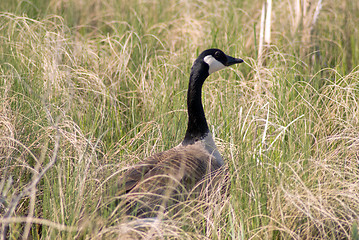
[117,143,225,217]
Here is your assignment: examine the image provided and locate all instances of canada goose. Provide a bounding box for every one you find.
[117,49,243,217]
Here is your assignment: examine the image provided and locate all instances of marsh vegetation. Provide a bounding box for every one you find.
[1,0,359,239]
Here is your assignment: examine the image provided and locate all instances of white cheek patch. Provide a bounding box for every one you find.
[204,55,226,75]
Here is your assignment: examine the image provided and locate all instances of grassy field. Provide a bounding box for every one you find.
[1,0,359,239]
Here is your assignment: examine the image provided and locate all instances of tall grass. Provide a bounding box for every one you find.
[1,0,359,239]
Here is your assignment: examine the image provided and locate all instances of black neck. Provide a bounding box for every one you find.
[182,64,209,145]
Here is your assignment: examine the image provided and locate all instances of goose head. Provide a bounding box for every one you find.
[192,49,243,76]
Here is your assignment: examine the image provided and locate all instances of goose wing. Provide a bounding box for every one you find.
[117,145,224,216]
[118,144,223,195]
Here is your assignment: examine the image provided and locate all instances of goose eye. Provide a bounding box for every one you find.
[214,51,221,58]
